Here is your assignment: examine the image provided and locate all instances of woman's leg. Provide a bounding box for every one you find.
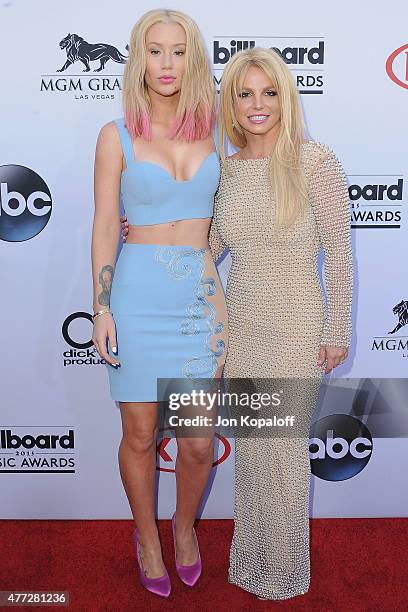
[118,401,165,578]
[173,361,224,565]
[174,435,214,564]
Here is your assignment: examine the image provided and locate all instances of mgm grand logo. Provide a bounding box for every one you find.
[40,33,129,100]
[372,300,408,355]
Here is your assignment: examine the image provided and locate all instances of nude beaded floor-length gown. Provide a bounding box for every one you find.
[208,141,353,599]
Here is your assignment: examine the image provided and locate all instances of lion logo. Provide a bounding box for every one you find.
[57,33,129,73]
[389,300,408,334]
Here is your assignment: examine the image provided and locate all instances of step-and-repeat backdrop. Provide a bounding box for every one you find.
[1,0,407,518]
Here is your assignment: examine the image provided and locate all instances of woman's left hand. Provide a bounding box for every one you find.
[317,345,348,374]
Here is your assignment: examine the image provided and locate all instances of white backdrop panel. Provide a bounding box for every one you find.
[1,0,407,518]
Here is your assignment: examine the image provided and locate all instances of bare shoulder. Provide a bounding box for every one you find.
[97,120,120,147]
[94,120,123,175]
[95,120,122,163]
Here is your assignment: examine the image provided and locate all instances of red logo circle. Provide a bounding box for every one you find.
[156,430,232,473]
[386,43,408,89]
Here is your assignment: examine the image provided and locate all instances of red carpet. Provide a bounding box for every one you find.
[1,518,407,611]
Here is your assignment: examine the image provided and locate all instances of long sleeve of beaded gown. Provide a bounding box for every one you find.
[308,150,353,348]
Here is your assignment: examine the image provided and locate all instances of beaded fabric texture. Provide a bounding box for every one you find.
[208,141,353,600]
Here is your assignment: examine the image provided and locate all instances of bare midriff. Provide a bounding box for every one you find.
[126,218,212,249]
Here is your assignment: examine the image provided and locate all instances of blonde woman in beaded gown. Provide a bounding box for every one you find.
[207,48,353,600]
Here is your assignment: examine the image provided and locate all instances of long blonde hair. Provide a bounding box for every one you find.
[219,47,307,227]
[123,9,216,141]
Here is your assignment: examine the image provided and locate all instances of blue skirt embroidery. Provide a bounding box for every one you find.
[106,243,227,402]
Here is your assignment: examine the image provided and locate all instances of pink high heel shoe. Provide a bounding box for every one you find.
[133,529,171,598]
[171,512,202,587]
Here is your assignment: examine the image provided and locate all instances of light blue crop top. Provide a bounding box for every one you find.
[114,117,220,226]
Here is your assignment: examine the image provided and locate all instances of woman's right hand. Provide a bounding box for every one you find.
[92,312,120,368]
[120,215,129,242]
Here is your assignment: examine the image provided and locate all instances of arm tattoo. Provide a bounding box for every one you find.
[97,264,114,306]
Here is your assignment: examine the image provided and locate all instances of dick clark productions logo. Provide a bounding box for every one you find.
[0,165,52,242]
[62,312,105,366]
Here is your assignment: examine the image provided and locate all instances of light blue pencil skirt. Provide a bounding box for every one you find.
[106,243,228,402]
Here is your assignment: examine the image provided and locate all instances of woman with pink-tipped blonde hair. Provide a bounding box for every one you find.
[91,9,228,598]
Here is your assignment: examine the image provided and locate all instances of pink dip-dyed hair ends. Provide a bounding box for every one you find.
[122,9,216,141]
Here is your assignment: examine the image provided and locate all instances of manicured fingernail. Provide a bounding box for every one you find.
[112,346,117,354]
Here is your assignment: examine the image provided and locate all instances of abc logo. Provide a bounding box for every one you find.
[62,312,93,349]
[0,165,52,242]
[309,414,373,481]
